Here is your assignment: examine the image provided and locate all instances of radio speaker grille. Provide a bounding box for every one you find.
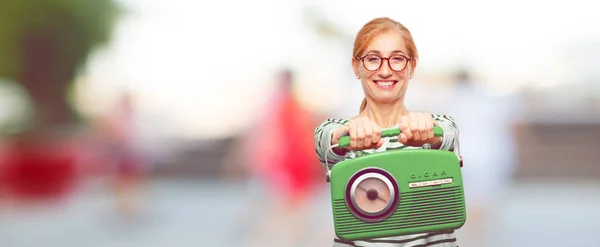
[334,185,465,235]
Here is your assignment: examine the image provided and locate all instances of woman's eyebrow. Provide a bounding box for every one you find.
[390,50,406,55]
[364,50,381,55]
[364,50,406,55]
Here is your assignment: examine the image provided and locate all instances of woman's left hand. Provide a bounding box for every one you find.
[398,112,442,148]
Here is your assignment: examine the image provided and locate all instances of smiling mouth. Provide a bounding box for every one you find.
[373,80,398,89]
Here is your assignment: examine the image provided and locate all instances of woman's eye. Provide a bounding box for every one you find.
[367,57,381,63]
[391,56,406,62]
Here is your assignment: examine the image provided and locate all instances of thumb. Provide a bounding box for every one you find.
[375,138,385,148]
[331,126,348,145]
[398,133,408,144]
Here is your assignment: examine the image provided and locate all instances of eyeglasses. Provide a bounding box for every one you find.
[357,54,413,72]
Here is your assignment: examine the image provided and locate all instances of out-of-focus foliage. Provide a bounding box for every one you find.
[0,0,121,135]
[0,0,121,79]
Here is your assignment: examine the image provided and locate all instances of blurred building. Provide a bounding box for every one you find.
[512,42,600,181]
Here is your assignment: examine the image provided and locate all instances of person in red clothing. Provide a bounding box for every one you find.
[263,69,321,205]
[222,69,322,246]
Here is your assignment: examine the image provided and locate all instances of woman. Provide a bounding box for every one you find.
[314,17,461,247]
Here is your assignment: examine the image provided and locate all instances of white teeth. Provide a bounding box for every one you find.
[376,81,394,86]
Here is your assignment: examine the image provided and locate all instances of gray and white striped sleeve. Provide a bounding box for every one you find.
[433,114,459,154]
[314,118,349,167]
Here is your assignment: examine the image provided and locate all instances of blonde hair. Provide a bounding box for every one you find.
[354,17,419,112]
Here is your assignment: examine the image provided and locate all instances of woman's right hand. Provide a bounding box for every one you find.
[331,116,385,151]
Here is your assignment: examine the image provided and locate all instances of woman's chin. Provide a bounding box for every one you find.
[372,94,401,104]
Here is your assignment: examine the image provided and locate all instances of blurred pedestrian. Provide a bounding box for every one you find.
[222,69,322,246]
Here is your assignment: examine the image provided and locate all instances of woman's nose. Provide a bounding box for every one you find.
[378,59,392,76]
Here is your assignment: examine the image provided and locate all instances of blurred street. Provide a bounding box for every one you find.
[1,178,599,247]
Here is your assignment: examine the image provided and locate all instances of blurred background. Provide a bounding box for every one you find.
[0,0,599,246]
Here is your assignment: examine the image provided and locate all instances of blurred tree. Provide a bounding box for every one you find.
[302,7,352,42]
[0,0,121,200]
[0,0,120,138]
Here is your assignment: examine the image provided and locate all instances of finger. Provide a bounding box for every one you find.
[419,117,429,141]
[424,116,434,140]
[356,123,365,150]
[411,119,420,141]
[350,123,358,150]
[363,123,373,149]
[399,115,412,140]
[372,124,382,145]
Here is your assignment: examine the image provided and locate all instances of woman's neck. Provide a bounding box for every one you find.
[360,99,408,129]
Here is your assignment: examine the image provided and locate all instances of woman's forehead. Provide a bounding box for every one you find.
[365,31,407,55]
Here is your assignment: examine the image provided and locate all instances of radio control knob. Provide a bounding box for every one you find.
[366,189,379,201]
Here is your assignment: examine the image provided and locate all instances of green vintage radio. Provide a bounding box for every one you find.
[325,127,466,241]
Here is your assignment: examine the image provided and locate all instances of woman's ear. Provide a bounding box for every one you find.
[352,58,361,79]
[409,58,418,79]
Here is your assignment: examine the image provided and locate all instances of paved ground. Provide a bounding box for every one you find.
[0,178,598,247]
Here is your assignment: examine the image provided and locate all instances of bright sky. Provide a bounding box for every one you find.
[74,0,600,139]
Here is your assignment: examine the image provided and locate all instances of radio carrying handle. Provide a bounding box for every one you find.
[325,126,463,182]
[337,126,443,148]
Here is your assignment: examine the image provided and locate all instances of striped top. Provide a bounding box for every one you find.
[314,114,461,247]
